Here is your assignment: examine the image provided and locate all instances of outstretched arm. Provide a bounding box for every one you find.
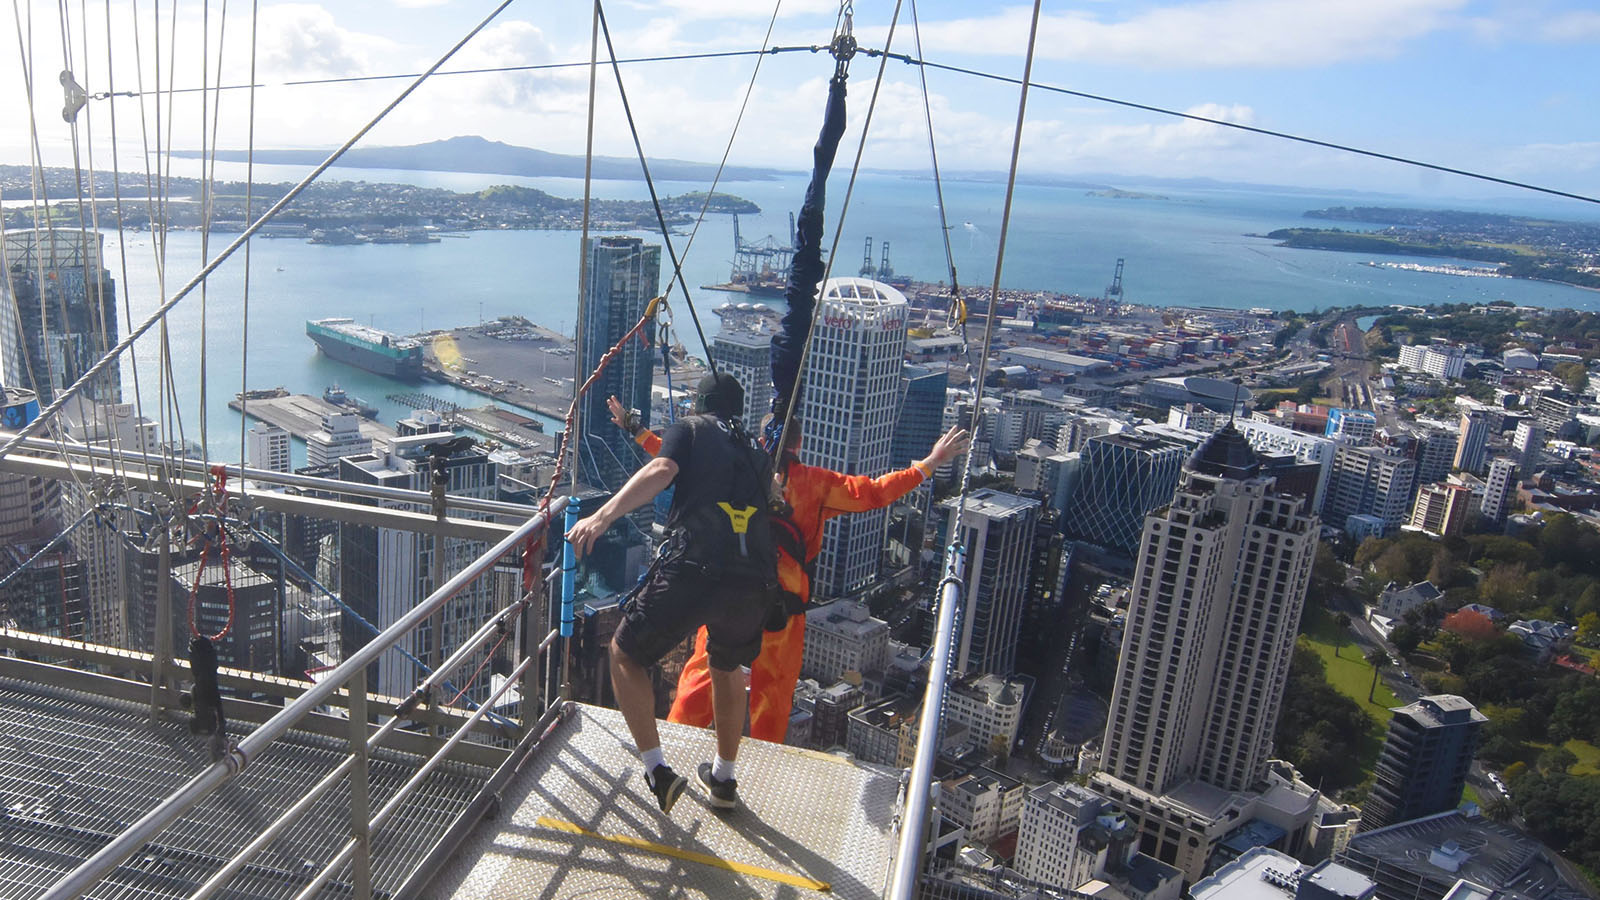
[768,76,849,444]
[821,426,971,513]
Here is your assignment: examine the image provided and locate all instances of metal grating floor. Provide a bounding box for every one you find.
[0,677,493,899]
[426,703,904,900]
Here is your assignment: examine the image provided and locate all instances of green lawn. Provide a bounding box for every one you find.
[1525,739,1600,777]
[1299,606,1403,784]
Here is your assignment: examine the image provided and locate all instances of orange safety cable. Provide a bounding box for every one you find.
[539,296,664,514]
[447,624,512,707]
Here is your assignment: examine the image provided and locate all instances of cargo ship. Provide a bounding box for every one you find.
[306,318,424,380]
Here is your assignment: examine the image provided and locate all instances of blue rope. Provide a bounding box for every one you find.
[0,506,99,593]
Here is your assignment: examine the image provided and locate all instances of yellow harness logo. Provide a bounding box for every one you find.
[717,503,758,534]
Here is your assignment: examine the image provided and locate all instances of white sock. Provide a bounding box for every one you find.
[712,755,735,782]
[640,746,665,777]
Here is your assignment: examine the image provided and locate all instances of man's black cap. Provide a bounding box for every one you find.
[695,373,745,420]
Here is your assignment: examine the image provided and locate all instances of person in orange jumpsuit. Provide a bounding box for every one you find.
[611,396,969,741]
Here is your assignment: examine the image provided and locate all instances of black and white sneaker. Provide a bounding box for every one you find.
[697,763,740,810]
[647,764,687,814]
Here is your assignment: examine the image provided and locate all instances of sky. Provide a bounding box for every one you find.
[2,0,1598,205]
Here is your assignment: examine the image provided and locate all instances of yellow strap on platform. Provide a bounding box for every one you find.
[537,815,831,892]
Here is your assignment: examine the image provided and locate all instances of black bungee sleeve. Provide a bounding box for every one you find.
[766,75,848,450]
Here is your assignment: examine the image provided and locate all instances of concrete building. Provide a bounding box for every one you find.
[1480,458,1518,526]
[710,326,772,428]
[801,600,890,684]
[1512,420,1545,476]
[1062,433,1187,560]
[845,693,920,767]
[798,278,909,600]
[1016,439,1071,498]
[1408,484,1472,537]
[306,413,373,467]
[891,364,949,469]
[1236,418,1337,513]
[795,678,864,750]
[337,436,511,700]
[942,767,1028,846]
[1376,582,1443,621]
[1014,781,1182,900]
[1326,409,1377,446]
[1531,388,1579,440]
[1397,344,1465,380]
[246,422,292,473]
[170,553,282,674]
[998,345,1112,377]
[946,672,1027,756]
[0,229,120,406]
[1502,348,1538,370]
[578,236,660,494]
[1452,411,1490,474]
[1092,423,1320,880]
[1099,424,1316,796]
[1359,696,1487,831]
[1325,445,1416,535]
[1191,848,1375,900]
[943,490,1040,676]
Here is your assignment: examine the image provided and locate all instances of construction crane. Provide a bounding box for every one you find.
[860,236,874,277]
[729,213,794,295]
[1107,257,1125,300]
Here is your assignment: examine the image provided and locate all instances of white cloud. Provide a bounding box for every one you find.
[394,0,451,7]
[257,4,395,77]
[441,20,561,108]
[894,0,1468,68]
[1539,10,1600,42]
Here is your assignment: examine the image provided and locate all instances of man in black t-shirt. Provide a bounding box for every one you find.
[566,373,775,814]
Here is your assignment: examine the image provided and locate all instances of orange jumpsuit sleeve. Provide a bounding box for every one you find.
[819,466,927,514]
[635,429,663,456]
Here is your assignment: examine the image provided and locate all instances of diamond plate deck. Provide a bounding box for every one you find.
[426,703,904,900]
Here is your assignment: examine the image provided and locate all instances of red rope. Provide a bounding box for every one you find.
[187,466,238,642]
[447,626,511,707]
[538,298,663,514]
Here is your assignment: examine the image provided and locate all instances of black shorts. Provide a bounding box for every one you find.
[613,559,767,672]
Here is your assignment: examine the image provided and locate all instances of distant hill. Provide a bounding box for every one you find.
[173,135,789,182]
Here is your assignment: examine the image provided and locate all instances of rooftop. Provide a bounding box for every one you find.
[1342,810,1597,900]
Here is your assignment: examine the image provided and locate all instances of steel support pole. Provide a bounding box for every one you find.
[151,534,173,717]
[887,545,966,900]
[348,667,372,900]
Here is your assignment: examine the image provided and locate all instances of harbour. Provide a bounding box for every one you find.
[228,392,397,446]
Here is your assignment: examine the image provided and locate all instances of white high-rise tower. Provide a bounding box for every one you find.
[1092,423,1318,879]
[798,278,908,601]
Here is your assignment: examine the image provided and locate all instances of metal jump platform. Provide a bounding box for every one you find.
[431,703,901,900]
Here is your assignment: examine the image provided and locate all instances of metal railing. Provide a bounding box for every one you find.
[887,542,967,899]
[38,495,569,900]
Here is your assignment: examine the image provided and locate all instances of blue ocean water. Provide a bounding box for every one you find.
[107,162,1600,463]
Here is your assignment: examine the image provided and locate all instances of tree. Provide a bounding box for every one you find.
[1367,647,1391,703]
[1334,612,1352,657]
[1390,623,1425,655]
[1313,542,1345,593]
[1537,745,1578,775]
[1553,361,1589,394]
[1578,612,1600,647]
[1481,794,1515,823]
